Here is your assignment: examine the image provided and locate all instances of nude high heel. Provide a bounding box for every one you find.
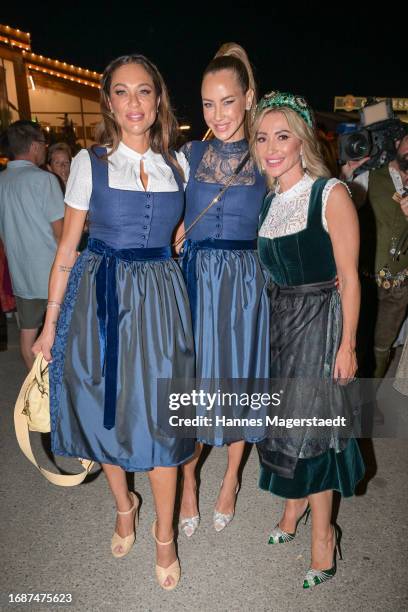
[151,519,180,591]
[111,492,139,559]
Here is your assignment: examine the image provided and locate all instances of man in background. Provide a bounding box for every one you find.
[342,134,408,378]
[0,120,64,368]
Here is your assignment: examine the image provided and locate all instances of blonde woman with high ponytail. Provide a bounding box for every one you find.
[177,43,269,537]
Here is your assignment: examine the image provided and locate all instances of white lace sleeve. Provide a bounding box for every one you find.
[322,178,351,232]
[64,149,92,211]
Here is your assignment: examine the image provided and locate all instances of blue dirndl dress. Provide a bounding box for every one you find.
[49,147,196,471]
[179,139,270,446]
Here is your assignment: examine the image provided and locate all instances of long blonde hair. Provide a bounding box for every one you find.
[203,42,257,140]
[95,54,184,180]
[250,106,331,189]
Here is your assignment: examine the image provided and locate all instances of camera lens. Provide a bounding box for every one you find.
[345,133,370,159]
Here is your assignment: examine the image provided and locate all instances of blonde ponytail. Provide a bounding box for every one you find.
[203,42,257,140]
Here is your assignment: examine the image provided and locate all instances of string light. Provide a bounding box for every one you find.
[1,22,101,86]
[0,23,30,39]
[22,52,102,80]
[27,63,100,88]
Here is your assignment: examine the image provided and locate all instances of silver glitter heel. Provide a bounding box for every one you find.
[213,480,239,532]
[179,514,200,538]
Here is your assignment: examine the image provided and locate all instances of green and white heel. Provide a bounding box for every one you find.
[303,524,343,589]
[268,505,310,544]
[303,566,336,588]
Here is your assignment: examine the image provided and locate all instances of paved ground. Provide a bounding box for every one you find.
[1,318,407,612]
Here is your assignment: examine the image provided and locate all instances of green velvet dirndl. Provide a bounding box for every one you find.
[257,177,365,498]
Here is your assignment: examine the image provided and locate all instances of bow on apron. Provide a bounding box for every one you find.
[88,238,171,430]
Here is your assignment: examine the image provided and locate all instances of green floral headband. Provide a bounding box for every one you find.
[257,91,314,128]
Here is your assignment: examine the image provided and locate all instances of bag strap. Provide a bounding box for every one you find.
[173,151,250,248]
[14,370,94,487]
[34,353,48,383]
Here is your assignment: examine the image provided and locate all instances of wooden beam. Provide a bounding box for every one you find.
[13,55,30,119]
[0,44,23,62]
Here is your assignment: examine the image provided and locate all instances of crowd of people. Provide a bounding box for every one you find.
[0,43,407,593]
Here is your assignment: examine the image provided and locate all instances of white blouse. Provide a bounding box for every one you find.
[259,174,348,239]
[65,142,190,211]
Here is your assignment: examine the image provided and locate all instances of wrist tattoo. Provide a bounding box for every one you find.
[58,265,73,273]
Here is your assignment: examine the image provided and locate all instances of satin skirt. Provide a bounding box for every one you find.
[180,242,270,446]
[49,247,196,471]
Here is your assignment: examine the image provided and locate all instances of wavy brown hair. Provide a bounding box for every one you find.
[203,42,257,140]
[95,54,184,180]
[250,107,331,189]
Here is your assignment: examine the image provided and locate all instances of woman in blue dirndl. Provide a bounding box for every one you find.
[176,44,269,537]
[33,55,194,591]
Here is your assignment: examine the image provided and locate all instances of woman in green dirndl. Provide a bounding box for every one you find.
[252,91,365,588]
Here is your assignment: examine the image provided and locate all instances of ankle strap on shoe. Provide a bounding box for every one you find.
[152,519,174,545]
[117,492,138,515]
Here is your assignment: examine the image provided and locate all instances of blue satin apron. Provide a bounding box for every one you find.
[50,147,195,471]
[180,141,270,446]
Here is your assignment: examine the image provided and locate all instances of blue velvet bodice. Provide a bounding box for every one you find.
[88,146,184,249]
[258,178,337,286]
[184,140,266,240]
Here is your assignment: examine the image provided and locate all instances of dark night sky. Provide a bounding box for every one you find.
[1,4,406,138]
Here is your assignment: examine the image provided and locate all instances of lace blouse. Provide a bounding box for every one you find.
[181,137,256,185]
[259,174,347,239]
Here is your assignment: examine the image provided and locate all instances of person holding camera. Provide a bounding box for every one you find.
[341,133,408,378]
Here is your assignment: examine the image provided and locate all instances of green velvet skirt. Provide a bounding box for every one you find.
[259,439,365,499]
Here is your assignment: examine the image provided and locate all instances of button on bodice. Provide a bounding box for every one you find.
[88,147,184,249]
